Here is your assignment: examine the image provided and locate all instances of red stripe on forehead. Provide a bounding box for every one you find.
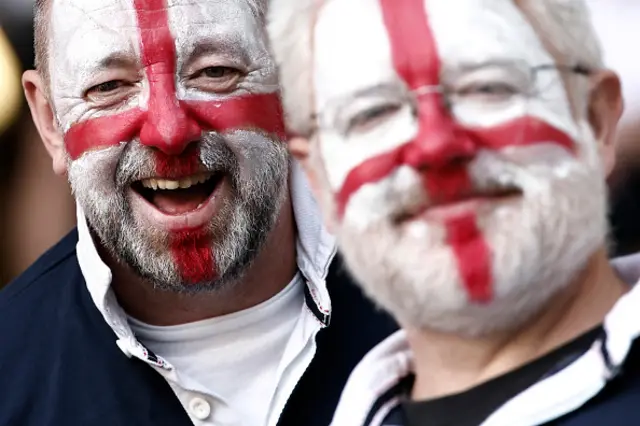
[380,0,440,88]
[134,0,175,68]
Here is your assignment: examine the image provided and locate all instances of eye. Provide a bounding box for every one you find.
[457,82,520,102]
[201,66,235,78]
[347,103,402,134]
[90,80,125,94]
[189,66,243,93]
[85,80,136,107]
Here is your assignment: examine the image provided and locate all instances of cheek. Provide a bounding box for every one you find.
[67,146,126,208]
[318,109,418,192]
[340,166,424,230]
[63,109,147,161]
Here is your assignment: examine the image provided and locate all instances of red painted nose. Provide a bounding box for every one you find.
[140,100,202,155]
[402,95,476,169]
[139,64,202,155]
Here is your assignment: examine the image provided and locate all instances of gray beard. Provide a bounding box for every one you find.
[68,130,290,294]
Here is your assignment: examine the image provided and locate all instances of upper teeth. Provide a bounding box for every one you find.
[141,173,211,190]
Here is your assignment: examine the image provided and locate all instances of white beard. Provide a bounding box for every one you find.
[336,120,609,337]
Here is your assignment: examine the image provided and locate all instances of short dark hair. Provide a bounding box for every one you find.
[33,0,50,81]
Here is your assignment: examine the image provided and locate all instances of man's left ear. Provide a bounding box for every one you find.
[587,70,623,176]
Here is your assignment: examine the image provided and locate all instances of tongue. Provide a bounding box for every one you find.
[151,186,210,215]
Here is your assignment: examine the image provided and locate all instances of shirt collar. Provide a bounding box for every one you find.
[76,160,336,363]
[330,253,640,426]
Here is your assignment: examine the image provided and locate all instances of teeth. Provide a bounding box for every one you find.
[140,173,211,190]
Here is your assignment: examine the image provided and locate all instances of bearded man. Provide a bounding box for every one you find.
[0,1,396,425]
[267,0,640,425]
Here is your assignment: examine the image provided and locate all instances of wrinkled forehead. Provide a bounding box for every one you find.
[313,0,556,106]
[48,0,265,75]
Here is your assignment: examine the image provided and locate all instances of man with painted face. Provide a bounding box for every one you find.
[267,0,640,425]
[0,1,396,425]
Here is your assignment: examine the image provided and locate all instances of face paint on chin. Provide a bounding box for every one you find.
[69,130,290,292]
[313,0,608,335]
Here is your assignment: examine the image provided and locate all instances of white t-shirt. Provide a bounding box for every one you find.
[128,273,305,426]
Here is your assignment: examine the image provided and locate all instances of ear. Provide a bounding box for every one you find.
[587,70,623,176]
[289,135,319,192]
[289,135,339,233]
[22,70,68,176]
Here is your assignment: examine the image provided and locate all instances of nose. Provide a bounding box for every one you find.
[139,89,202,155]
[402,95,476,169]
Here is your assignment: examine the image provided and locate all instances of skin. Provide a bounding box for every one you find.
[289,0,626,399]
[22,0,297,325]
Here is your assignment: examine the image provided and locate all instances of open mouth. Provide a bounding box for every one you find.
[132,173,223,216]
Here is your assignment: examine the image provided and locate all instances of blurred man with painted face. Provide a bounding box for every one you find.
[0,1,396,425]
[267,0,640,425]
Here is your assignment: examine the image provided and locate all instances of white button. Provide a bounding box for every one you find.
[188,397,211,420]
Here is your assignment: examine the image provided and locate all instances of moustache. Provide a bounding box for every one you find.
[114,134,238,189]
[353,154,527,225]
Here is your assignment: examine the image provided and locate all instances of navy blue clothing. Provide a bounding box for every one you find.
[0,229,397,426]
[380,333,640,426]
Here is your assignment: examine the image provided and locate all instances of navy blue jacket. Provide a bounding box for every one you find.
[0,230,397,426]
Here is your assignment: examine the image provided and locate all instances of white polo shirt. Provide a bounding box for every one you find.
[76,161,336,426]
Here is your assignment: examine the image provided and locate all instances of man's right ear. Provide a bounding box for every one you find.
[22,70,67,176]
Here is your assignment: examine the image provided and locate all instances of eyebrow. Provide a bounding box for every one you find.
[181,39,251,70]
[96,52,140,71]
[340,83,405,104]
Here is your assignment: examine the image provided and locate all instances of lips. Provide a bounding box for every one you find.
[133,173,222,215]
[395,187,522,224]
[129,172,226,230]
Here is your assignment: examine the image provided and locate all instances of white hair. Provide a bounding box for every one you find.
[267,0,318,136]
[267,0,605,137]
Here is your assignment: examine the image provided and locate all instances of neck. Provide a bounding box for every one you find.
[407,248,628,401]
[109,195,298,326]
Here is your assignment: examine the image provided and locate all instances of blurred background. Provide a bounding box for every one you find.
[0,1,638,288]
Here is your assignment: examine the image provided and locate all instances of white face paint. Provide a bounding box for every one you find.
[47,0,290,291]
[49,0,276,132]
[310,0,608,335]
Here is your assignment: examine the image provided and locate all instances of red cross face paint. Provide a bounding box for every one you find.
[49,0,290,290]
[310,0,609,334]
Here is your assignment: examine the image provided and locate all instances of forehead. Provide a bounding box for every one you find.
[313,0,555,104]
[48,0,263,66]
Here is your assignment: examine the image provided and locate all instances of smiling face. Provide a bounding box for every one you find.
[307,0,610,334]
[42,0,289,291]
